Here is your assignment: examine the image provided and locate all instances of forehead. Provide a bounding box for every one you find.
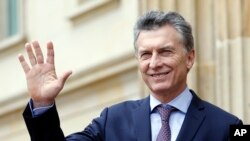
[136,25,183,51]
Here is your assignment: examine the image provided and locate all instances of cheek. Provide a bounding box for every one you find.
[172,55,186,66]
[138,61,148,73]
[165,58,179,68]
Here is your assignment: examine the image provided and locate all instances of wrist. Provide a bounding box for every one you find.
[32,99,54,108]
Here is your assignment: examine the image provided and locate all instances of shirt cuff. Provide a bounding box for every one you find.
[29,99,54,117]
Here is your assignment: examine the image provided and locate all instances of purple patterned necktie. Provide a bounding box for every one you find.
[156,105,175,141]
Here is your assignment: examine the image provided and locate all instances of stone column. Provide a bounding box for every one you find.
[227,0,244,119]
[214,0,230,111]
[196,0,216,102]
[242,0,250,123]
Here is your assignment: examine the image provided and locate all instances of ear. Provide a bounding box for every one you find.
[186,49,195,71]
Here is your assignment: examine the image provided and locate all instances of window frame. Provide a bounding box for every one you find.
[0,0,25,52]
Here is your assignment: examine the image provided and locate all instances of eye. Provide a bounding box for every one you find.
[160,49,173,56]
[140,52,151,60]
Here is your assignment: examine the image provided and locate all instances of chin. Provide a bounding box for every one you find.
[150,86,170,94]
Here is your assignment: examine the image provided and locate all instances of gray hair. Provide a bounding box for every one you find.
[133,10,194,53]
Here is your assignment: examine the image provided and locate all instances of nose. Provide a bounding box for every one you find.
[149,53,162,69]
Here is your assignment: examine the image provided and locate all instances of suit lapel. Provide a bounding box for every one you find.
[132,97,152,141]
[176,91,206,141]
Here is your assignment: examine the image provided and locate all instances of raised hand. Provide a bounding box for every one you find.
[18,41,72,108]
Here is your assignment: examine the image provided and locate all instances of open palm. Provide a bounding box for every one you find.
[18,41,72,108]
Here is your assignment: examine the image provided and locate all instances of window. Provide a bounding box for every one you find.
[0,0,21,41]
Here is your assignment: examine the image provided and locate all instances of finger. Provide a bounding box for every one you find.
[32,41,44,64]
[25,43,37,66]
[58,70,72,87]
[18,54,30,74]
[46,41,55,65]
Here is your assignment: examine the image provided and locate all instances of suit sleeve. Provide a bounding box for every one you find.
[23,103,108,141]
[23,103,65,141]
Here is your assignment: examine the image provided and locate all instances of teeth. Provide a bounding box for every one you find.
[151,73,167,77]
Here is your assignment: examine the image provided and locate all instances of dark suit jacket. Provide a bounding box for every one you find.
[23,91,242,141]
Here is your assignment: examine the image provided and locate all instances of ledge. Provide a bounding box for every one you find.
[62,51,137,95]
[0,51,137,117]
[68,0,119,23]
[0,34,27,55]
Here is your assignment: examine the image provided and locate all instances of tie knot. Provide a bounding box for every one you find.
[157,105,175,121]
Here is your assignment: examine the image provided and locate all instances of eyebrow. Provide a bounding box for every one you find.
[137,44,176,53]
[159,45,175,50]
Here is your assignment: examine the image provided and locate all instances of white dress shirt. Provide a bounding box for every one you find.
[150,87,193,141]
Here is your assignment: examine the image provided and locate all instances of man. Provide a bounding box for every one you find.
[19,10,242,141]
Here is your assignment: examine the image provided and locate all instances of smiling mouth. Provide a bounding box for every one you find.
[150,72,169,77]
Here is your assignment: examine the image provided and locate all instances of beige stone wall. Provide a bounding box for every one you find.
[0,0,141,140]
[0,0,249,140]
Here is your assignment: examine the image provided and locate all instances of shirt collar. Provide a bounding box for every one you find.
[150,87,193,113]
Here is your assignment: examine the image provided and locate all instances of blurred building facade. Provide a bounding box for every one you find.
[0,0,249,140]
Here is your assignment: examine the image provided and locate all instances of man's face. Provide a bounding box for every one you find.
[136,25,195,97]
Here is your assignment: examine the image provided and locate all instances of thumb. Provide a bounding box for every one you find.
[58,70,72,87]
